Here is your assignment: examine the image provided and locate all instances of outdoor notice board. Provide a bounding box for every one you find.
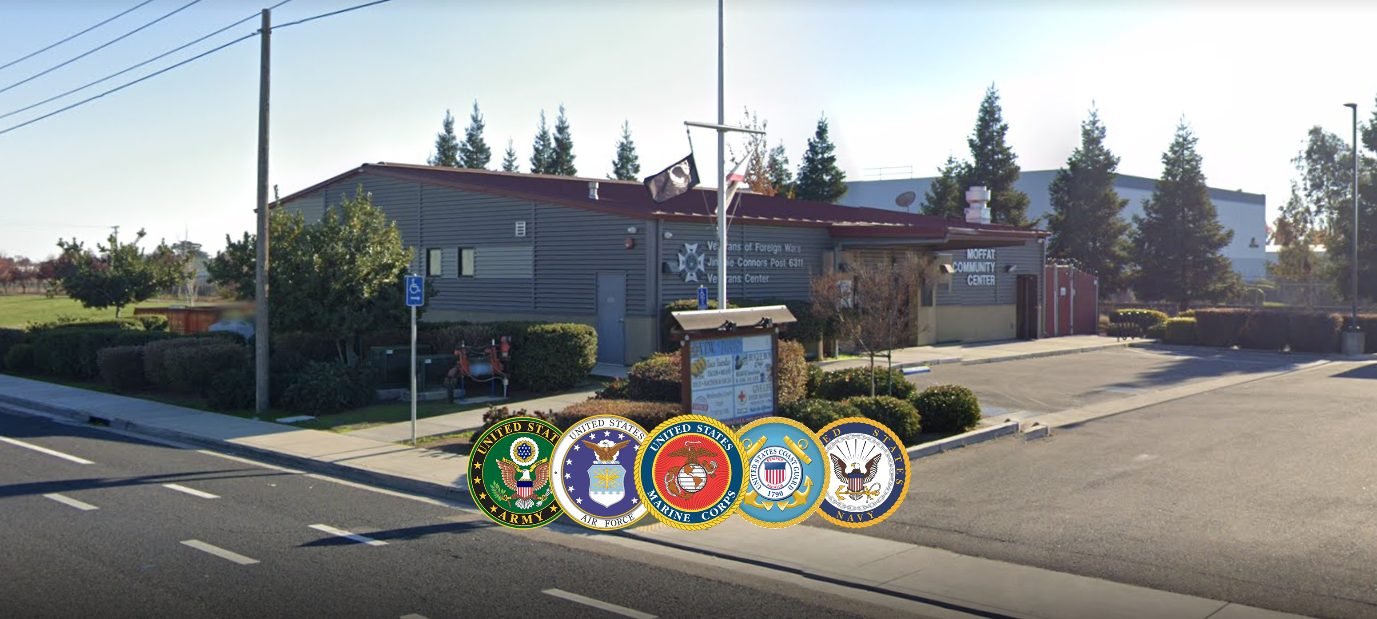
[686,333,775,423]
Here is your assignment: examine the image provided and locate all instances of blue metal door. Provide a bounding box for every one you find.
[596,273,626,365]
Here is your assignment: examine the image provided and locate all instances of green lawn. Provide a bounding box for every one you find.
[0,294,180,329]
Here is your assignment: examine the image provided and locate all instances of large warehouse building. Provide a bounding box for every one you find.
[842,170,1268,282]
[278,163,1048,366]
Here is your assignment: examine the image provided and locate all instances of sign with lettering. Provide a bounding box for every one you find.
[952,248,997,286]
[686,334,775,423]
[665,241,807,285]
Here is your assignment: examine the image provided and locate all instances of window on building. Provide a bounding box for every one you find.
[459,247,475,277]
[426,248,442,277]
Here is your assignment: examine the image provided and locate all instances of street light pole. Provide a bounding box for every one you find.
[254,9,271,415]
[1344,102,1359,328]
[716,0,726,308]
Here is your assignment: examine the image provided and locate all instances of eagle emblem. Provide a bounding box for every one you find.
[582,439,632,463]
[495,458,551,510]
[662,440,720,499]
[830,453,881,501]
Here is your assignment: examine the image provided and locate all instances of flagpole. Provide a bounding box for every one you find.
[716,0,727,308]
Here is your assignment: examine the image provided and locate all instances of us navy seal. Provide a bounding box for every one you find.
[816,417,908,528]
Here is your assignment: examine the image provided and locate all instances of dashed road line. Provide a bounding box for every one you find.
[163,483,219,499]
[0,436,94,464]
[309,524,387,546]
[180,540,259,565]
[43,493,98,511]
[542,589,657,619]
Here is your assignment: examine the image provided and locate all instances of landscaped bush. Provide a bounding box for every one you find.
[33,318,143,332]
[1109,309,1169,332]
[910,385,981,433]
[1192,309,1248,348]
[1164,317,1198,345]
[273,332,341,364]
[478,405,555,436]
[415,323,501,354]
[1287,313,1342,354]
[845,395,922,446]
[1108,322,1142,339]
[776,340,808,405]
[4,343,36,372]
[163,342,245,393]
[626,352,681,402]
[206,368,255,411]
[552,399,682,432]
[144,338,216,389]
[135,315,169,331]
[112,330,179,347]
[815,365,915,401]
[97,346,146,392]
[805,363,825,398]
[280,361,376,414]
[1145,323,1166,340]
[0,328,26,370]
[32,328,125,378]
[593,377,632,400]
[511,323,597,392]
[1236,310,1290,351]
[660,299,737,351]
[777,398,859,432]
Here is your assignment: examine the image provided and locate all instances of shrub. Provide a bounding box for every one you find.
[776,340,808,406]
[1236,311,1290,351]
[164,342,246,393]
[415,323,499,355]
[206,368,255,411]
[511,323,597,392]
[1108,322,1142,339]
[145,338,216,389]
[1288,313,1342,354]
[112,330,179,347]
[1178,310,1196,318]
[627,352,681,402]
[804,363,825,398]
[777,398,859,432]
[1164,317,1198,345]
[33,318,142,332]
[660,299,737,351]
[31,328,125,378]
[97,346,146,392]
[478,405,555,436]
[135,315,169,331]
[4,343,36,372]
[1144,323,1166,340]
[845,395,922,446]
[910,385,980,433]
[1193,309,1248,348]
[273,332,340,363]
[0,328,26,370]
[1109,309,1169,331]
[280,361,376,414]
[816,365,915,401]
[203,331,250,346]
[552,399,682,432]
[593,377,632,400]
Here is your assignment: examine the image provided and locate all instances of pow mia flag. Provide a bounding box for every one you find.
[644,153,700,203]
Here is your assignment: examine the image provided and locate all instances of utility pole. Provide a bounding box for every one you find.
[254,9,271,415]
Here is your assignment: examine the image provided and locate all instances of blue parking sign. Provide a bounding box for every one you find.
[697,286,708,310]
[405,276,424,307]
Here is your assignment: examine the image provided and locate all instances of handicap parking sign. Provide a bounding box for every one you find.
[405,276,424,307]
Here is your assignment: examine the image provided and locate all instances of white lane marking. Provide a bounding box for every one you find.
[180,540,259,565]
[542,589,657,619]
[0,436,94,464]
[44,493,98,511]
[163,483,219,499]
[309,524,387,546]
[399,615,430,619]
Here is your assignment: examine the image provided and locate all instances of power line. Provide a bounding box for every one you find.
[0,0,294,122]
[275,0,394,30]
[0,0,159,73]
[0,0,210,97]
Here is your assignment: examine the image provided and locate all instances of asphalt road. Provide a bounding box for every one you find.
[842,354,1377,619]
[0,409,940,619]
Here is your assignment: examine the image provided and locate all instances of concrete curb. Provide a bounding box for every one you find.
[959,341,1139,366]
[906,421,1020,461]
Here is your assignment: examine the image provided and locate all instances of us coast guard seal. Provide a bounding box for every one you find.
[551,415,648,530]
[816,417,908,528]
[737,417,827,528]
[634,415,746,530]
[469,417,563,529]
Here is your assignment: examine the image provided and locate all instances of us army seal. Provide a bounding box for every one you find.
[816,417,908,528]
[551,415,648,530]
[736,417,827,528]
[635,415,746,530]
[469,417,563,529]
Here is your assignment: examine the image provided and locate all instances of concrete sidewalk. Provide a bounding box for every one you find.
[346,387,598,444]
[0,373,1311,619]
[818,335,1140,372]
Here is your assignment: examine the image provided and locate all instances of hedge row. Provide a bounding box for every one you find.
[1109,309,1169,331]
[1189,309,1350,353]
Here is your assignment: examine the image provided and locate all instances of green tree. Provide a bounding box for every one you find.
[529,111,554,174]
[427,109,460,168]
[1046,108,1131,293]
[920,155,968,218]
[207,187,427,364]
[1323,164,1377,303]
[961,85,1030,225]
[458,101,492,170]
[1130,120,1241,310]
[551,104,577,176]
[609,120,640,181]
[794,115,847,203]
[501,139,519,172]
[54,229,185,318]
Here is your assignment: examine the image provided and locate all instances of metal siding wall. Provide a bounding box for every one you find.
[658,222,829,304]
[533,204,648,315]
[935,240,1044,307]
[475,245,534,279]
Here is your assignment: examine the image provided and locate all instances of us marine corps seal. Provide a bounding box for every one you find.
[551,415,648,530]
[736,416,827,528]
[469,417,563,529]
[635,415,746,530]
[816,417,908,528]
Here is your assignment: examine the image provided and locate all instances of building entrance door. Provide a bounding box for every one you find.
[596,272,626,365]
[1015,274,1039,340]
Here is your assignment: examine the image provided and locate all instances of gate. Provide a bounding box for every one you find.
[1043,265,1098,337]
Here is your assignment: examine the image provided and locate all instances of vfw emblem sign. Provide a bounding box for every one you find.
[552,415,649,530]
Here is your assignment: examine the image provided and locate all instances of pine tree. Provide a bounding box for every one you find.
[921,156,968,218]
[501,139,519,172]
[427,110,460,168]
[529,111,554,174]
[609,121,640,181]
[551,104,577,176]
[1046,108,1131,293]
[794,115,847,203]
[458,101,491,170]
[961,85,1030,225]
[1130,120,1240,310]
[766,143,793,198]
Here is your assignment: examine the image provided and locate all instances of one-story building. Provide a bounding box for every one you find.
[276,163,1050,366]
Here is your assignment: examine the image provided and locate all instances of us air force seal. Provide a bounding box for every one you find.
[551,415,648,530]
[635,415,746,530]
[469,417,563,529]
[816,417,908,528]
[737,417,827,528]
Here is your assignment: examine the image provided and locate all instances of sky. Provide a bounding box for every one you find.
[1,0,1375,261]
